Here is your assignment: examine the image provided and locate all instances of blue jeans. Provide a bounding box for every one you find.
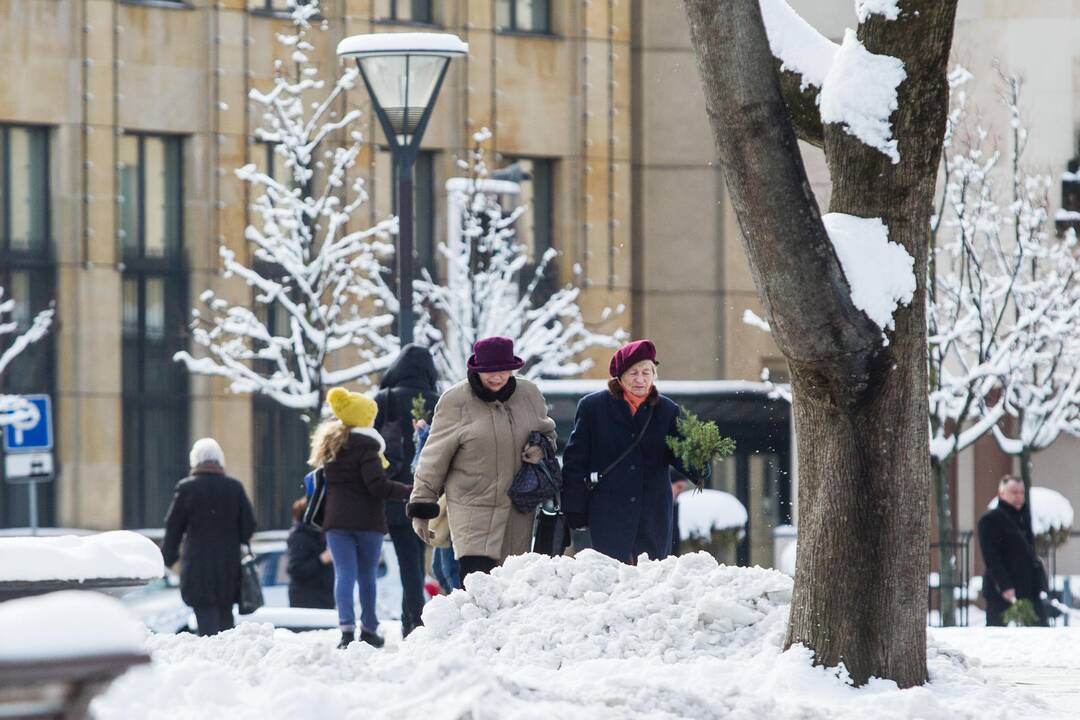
[432,546,462,592]
[326,529,383,633]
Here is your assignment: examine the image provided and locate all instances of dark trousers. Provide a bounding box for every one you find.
[458,555,498,583]
[387,522,427,633]
[193,604,235,636]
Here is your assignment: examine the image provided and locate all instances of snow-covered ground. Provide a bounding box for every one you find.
[88,551,1072,720]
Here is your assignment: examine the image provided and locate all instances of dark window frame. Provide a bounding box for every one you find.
[502,155,556,302]
[119,131,190,528]
[375,0,436,25]
[496,0,553,35]
[0,124,57,526]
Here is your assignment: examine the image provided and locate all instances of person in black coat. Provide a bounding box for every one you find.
[978,475,1049,626]
[162,438,257,636]
[562,340,704,564]
[374,344,440,637]
[286,497,335,609]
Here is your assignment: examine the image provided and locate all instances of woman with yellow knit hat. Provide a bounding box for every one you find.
[310,386,412,649]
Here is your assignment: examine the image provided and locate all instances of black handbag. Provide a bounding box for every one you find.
[238,544,264,615]
[508,432,562,513]
[302,467,327,530]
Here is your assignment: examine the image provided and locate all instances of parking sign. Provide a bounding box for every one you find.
[3,394,53,453]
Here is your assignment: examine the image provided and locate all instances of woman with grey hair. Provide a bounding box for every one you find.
[162,438,257,636]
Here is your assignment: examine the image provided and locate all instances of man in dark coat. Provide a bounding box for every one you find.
[562,340,703,564]
[978,475,1049,626]
[286,497,335,609]
[374,344,440,637]
[162,438,257,636]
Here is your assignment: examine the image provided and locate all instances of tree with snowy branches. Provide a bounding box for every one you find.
[928,70,1080,623]
[174,1,399,419]
[0,286,53,437]
[414,129,625,384]
[683,0,958,686]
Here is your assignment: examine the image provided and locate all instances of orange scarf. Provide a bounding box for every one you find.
[623,388,647,416]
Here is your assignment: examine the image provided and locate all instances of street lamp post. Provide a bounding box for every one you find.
[337,33,468,345]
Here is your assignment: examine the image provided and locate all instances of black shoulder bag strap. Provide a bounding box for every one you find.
[587,405,654,490]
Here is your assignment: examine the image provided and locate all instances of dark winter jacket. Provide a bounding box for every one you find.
[375,344,440,526]
[322,430,412,534]
[978,501,1048,614]
[162,465,257,608]
[286,522,335,609]
[561,383,697,564]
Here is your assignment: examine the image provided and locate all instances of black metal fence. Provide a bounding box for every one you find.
[928,530,974,627]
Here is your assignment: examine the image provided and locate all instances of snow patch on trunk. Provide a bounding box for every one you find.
[855,0,901,23]
[758,0,838,89]
[822,213,915,334]
[820,29,907,163]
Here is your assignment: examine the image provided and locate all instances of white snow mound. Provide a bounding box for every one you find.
[0,591,147,661]
[677,489,749,541]
[823,212,916,333]
[92,552,1055,720]
[0,530,165,582]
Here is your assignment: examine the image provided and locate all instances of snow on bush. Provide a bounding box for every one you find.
[822,213,915,333]
[93,552,1050,720]
[0,591,146,660]
[988,486,1075,539]
[0,531,164,583]
[677,489,748,542]
[819,30,906,164]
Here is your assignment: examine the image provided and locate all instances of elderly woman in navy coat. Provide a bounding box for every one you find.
[561,340,704,564]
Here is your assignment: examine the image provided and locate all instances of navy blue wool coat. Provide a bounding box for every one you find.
[561,384,692,563]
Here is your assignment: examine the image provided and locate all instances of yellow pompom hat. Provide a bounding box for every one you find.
[326,387,378,428]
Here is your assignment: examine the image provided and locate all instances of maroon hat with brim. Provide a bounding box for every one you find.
[467,336,525,373]
[609,339,658,378]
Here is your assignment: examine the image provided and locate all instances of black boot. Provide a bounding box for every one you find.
[336,630,355,649]
[359,629,385,648]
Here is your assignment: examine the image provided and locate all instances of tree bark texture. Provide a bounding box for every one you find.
[683,0,958,687]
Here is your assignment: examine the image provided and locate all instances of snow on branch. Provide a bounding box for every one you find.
[415,130,626,384]
[0,286,53,433]
[175,0,398,416]
[758,0,838,89]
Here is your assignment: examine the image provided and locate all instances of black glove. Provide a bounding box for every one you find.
[565,512,589,529]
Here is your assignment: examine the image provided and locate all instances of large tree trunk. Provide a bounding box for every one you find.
[682,0,957,687]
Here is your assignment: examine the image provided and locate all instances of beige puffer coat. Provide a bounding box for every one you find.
[411,377,557,561]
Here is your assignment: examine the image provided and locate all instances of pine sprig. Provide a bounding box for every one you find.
[666,409,736,481]
[410,393,431,423]
[1001,599,1040,627]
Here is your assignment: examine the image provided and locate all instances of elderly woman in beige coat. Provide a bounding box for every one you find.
[407,336,556,582]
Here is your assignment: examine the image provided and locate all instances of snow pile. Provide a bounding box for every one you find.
[0,591,147,660]
[92,551,1058,720]
[0,531,164,582]
[822,213,916,332]
[758,0,838,89]
[819,30,907,163]
[677,489,748,541]
[988,487,1074,535]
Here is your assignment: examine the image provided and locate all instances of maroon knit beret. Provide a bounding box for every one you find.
[609,339,658,378]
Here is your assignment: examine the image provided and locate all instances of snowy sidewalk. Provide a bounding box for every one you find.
[932,627,1080,718]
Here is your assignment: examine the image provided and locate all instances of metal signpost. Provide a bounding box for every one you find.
[3,394,55,535]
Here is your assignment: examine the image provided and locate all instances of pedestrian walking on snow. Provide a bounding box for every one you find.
[561,339,706,564]
[374,344,440,638]
[162,438,257,636]
[311,387,412,649]
[407,336,557,582]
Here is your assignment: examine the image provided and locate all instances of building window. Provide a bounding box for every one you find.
[496,0,550,33]
[377,0,433,24]
[502,157,555,300]
[250,0,309,13]
[0,125,56,526]
[119,133,189,528]
[376,148,438,282]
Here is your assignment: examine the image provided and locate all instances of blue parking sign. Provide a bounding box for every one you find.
[3,394,53,453]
